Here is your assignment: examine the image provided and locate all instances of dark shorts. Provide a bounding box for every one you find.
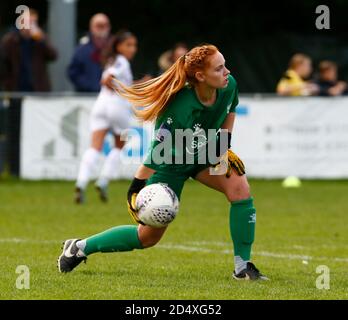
[145,163,211,200]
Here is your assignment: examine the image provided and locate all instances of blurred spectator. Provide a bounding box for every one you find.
[68,13,111,92]
[158,42,188,74]
[276,53,319,96]
[315,60,348,96]
[0,8,57,91]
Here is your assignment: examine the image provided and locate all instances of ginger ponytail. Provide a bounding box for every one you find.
[113,55,187,122]
[113,44,218,122]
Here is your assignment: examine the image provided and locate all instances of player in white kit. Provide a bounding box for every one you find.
[75,30,137,203]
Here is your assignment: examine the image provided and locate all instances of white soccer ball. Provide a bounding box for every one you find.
[135,183,179,228]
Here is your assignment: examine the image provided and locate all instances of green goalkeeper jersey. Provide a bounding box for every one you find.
[144,74,239,176]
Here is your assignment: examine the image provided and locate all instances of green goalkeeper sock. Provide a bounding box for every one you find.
[80,225,143,255]
[229,197,256,262]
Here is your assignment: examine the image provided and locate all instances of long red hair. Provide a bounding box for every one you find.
[113,44,219,122]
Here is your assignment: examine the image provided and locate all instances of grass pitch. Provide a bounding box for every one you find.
[0,178,347,300]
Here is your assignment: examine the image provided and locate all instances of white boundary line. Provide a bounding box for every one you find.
[1,238,348,263]
[156,244,348,263]
[0,238,57,244]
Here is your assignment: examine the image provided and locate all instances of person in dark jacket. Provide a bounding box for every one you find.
[316,60,348,96]
[67,13,111,92]
[0,8,57,92]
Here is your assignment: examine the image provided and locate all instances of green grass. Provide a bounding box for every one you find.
[0,178,347,300]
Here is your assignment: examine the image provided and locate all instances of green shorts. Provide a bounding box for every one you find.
[146,163,211,200]
[146,171,188,200]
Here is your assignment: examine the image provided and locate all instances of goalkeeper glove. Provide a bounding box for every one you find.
[213,130,245,177]
[127,177,147,225]
[212,149,245,177]
[224,149,245,177]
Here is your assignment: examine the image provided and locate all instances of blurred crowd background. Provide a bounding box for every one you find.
[0,0,347,178]
[0,0,347,94]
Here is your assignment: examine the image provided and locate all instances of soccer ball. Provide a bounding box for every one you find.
[135,183,179,228]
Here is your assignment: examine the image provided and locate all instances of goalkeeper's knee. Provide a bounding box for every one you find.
[138,225,167,248]
[225,176,251,202]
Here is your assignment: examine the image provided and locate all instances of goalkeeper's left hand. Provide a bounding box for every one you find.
[127,177,147,225]
[212,149,245,177]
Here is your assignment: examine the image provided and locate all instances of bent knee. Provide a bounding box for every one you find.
[225,179,251,202]
[138,225,166,248]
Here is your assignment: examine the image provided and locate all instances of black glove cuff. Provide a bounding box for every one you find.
[128,177,147,197]
[216,131,232,157]
[227,132,232,149]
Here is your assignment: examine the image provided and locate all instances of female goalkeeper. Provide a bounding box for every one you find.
[58,44,268,280]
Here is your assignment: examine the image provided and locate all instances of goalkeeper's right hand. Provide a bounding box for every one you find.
[127,178,147,225]
[211,149,245,177]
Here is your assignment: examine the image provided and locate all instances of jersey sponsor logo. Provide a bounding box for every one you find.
[186,124,208,155]
[186,138,208,155]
